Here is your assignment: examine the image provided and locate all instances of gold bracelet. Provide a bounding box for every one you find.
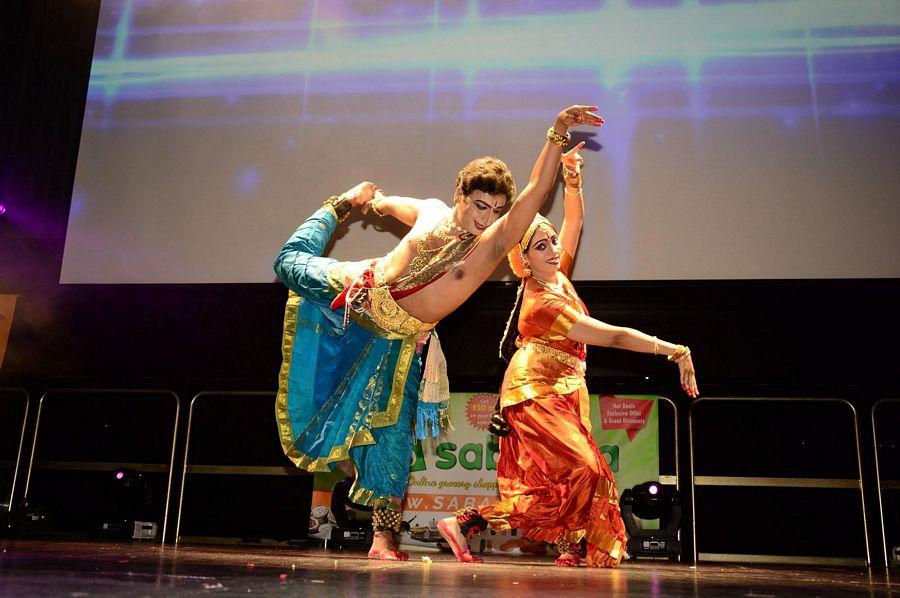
[563,165,581,187]
[371,197,387,218]
[652,336,659,355]
[547,127,571,147]
[667,345,691,363]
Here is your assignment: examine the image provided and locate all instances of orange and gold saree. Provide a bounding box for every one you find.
[481,253,627,567]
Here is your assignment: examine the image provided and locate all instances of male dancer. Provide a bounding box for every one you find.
[274,105,603,559]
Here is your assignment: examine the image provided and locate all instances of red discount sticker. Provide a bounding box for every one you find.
[465,393,497,431]
[599,396,655,441]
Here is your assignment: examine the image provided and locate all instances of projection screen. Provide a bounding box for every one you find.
[61,0,900,283]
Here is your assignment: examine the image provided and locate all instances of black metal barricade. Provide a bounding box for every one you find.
[23,389,180,542]
[689,397,869,566]
[873,398,900,568]
[175,391,312,544]
[0,388,30,525]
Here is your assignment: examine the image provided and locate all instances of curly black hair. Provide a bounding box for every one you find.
[455,156,516,203]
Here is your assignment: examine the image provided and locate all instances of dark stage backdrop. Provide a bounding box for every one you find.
[1,0,899,561]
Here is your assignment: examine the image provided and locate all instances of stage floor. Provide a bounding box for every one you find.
[0,540,895,597]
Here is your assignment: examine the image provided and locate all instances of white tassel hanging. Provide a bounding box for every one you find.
[420,330,449,404]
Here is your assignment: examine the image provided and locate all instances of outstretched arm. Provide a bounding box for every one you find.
[558,142,586,259]
[484,105,603,258]
[363,190,447,227]
[567,316,699,398]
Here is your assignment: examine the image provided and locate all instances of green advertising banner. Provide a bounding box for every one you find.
[589,394,660,496]
[308,392,660,551]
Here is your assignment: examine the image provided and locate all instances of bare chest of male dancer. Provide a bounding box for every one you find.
[371,205,504,324]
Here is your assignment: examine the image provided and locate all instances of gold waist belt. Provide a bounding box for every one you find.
[519,341,586,374]
[358,285,434,338]
[344,262,434,339]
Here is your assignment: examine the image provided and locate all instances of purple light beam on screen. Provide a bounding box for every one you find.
[236,167,261,195]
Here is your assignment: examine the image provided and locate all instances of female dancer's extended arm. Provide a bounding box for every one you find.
[567,317,699,398]
[485,105,603,258]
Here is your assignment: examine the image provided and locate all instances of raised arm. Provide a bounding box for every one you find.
[558,142,586,259]
[567,316,699,397]
[363,190,447,227]
[484,105,603,257]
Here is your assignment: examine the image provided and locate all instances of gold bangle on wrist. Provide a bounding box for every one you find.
[547,127,571,147]
[563,172,582,190]
[667,344,691,363]
[371,197,387,218]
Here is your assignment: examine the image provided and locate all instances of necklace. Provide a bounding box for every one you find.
[530,274,566,295]
[394,215,477,291]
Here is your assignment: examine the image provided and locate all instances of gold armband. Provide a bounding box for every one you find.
[323,195,350,223]
[370,197,387,218]
[547,127,571,147]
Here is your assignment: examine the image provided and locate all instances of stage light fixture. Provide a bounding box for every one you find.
[621,481,682,561]
[327,475,374,549]
[97,469,157,540]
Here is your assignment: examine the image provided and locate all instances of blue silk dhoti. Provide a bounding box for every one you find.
[274,207,440,504]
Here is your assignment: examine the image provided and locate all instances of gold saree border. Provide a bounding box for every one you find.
[276,292,305,466]
[549,304,583,337]
[370,336,416,427]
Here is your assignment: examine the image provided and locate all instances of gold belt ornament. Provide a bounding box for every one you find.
[343,261,435,339]
[519,340,586,374]
[361,285,434,337]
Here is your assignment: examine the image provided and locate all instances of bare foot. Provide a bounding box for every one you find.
[555,552,580,567]
[340,181,377,208]
[368,531,409,561]
[584,543,619,568]
[437,517,483,563]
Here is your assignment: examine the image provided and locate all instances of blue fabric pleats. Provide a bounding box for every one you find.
[274,207,424,504]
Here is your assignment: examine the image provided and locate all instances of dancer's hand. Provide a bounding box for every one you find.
[360,188,386,215]
[340,181,378,207]
[678,354,699,398]
[554,105,604,133]
[561,141,585,184]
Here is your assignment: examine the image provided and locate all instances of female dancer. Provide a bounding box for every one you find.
[438,144,699,567]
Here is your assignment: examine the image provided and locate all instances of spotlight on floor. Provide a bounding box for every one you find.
[328,475,373,549]
[621,481,681,561]
[96,469,157,540]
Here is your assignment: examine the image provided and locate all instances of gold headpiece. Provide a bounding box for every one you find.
[507,215,556,278]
